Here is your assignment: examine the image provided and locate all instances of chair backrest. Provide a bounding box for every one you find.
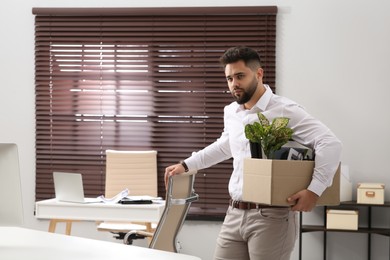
[149,170,198,252]
[105,150,158,198]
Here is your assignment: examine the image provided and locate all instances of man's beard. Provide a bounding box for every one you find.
[232,77,258,105]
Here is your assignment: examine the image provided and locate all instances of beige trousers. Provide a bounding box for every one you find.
[213,206,298,260]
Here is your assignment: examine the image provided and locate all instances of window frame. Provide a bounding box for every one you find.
[33,6,277,219]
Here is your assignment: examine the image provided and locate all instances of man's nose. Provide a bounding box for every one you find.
[232,78,239,88]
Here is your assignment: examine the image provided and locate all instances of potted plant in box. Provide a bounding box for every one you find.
[244,112,293,159]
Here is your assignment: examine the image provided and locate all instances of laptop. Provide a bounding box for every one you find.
[53,172,102,203]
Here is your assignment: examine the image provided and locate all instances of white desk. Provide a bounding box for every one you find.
[35,198,165,235]
[0,227,201,260]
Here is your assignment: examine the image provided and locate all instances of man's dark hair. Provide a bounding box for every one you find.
[219,46,262,71]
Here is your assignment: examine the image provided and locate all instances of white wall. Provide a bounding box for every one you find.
[1,0,390,259]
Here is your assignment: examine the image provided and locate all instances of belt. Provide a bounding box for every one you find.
[229,199,288,210]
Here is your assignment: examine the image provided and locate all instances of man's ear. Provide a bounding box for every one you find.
[256,67,264,80]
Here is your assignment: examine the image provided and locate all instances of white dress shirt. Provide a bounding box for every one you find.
[185,85,342,201]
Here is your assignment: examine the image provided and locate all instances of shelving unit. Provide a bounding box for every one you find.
[299,201,390,260]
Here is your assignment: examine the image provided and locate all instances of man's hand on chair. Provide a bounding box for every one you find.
[164,164,185,189]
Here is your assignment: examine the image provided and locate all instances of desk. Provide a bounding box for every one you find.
[35,198,165,235]
[0,227,201,260]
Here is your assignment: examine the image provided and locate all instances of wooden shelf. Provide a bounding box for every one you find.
[338,201,390,207]
[302,225,390,236]
[299,201,390,260]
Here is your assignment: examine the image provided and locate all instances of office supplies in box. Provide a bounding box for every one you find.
[357,183,385,204]
[242,158,340,206]
[326,209,358,230]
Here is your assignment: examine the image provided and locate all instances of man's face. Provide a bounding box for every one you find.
[224,60,260,105]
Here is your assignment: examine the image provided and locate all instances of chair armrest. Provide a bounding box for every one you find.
[170,192,199,205]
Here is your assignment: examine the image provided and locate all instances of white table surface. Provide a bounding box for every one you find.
[35,198,166,234]
[36,198,165,222]
[0,227,201,260]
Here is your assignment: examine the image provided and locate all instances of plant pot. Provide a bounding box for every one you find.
[249,142,263,159]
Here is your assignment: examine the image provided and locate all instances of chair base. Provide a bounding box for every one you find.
[120,232,148,245]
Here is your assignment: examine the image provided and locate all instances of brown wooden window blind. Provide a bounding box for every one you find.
[33,6,277,219]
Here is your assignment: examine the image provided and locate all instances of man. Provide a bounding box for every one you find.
[165,46,342,260]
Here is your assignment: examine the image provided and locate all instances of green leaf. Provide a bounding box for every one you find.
[271,117,289,130]
[245,123,263,143]
[257,112,269,127]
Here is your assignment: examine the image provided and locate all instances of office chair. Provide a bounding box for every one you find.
[97,150,158,240]
[123,170,198,252]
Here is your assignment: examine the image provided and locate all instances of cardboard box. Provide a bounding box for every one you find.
[242,158,340,206]
[326,209,358,230]
[340,165,353,202]
[357,183,385,204]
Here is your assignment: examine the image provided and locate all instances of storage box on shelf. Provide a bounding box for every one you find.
[357,183,385,204]
[326,209,358,230]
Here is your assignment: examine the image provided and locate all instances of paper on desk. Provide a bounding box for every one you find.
[97,188,129,204]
